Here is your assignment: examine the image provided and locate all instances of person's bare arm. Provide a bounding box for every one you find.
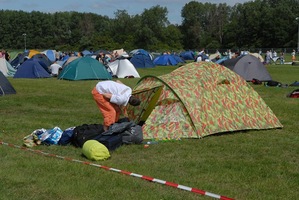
[102,93,112,100]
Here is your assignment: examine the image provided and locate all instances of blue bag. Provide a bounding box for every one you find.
[58,127,75,145]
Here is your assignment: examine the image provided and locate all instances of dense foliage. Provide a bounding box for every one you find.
[1,0,299,52]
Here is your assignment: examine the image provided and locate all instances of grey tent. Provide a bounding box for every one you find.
[0,71,16,95]
[221,55,272,81]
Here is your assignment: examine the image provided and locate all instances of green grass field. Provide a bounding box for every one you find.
[0,64,298,200]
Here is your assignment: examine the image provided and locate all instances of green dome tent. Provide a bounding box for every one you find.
[58,57,112,80]
[127,62,282,140]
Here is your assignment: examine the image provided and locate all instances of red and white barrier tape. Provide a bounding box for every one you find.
[0,141,234,200]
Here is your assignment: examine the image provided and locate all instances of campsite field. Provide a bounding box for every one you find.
[0,64,299,200]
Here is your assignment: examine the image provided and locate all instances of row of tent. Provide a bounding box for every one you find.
[58,52,187,80]
[1,48,272,82]
[82,51,272,81]
[0,61,282,141]
[1,48,187,80]
[180,50,272,81]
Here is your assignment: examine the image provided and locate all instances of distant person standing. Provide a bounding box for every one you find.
[292,49,296,62]
[265,51,271,64]
[280,51,284,64]
[228,49,232,59]
[49,60,62,77]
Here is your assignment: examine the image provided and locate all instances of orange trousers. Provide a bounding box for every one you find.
[92,87,120,127]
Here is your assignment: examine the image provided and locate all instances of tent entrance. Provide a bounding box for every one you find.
[139,86,163,123]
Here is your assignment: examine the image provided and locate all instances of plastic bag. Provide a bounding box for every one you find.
[36,127,63,145]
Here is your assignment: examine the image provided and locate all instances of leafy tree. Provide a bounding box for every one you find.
[1,0,299,52]
[110,10,137,50]
[162,24,183,51]
[135,5,169,50]
[181,1,206,49]
[208,3,230,47]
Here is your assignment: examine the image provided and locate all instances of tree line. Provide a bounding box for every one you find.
[0,0,299,53]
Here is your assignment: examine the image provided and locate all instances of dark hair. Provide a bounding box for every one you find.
[128,96,141,106]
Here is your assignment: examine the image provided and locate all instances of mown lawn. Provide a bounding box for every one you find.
[0,64,298,200]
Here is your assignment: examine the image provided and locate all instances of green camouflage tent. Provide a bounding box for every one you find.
[58,57,112,81]
[127,62,282,140]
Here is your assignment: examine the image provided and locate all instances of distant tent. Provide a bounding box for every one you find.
[8,51,20,62]
[0,71,16,95]
[172,54,185,64]
[62,54,70,61]
[129,49,152,59]
[82,50,93,56]
[62,56,79,68]
[14,59,51,78]
[180,51,195,60]
[58,57,112,81]
[107,58,140,78]
[28,50,41,58]
[10,51,29,68]
[250,53,265,63]
[221,55,272,81]
[127,62,282,140]
[153,54,179,66]
[32,54,52,70]
[42,50,56,62]
[130,54,155,68]
[0,58,16,77]
[10,50,41,69]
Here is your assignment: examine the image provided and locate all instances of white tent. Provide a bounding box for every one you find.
[0,58,16,77]
[107,58,140,78]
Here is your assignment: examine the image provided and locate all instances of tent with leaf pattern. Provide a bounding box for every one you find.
[127,62,282,140]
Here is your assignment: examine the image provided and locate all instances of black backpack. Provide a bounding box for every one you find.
[265,80,282,87]
[71,124,104,148]
[70,120,143,150]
